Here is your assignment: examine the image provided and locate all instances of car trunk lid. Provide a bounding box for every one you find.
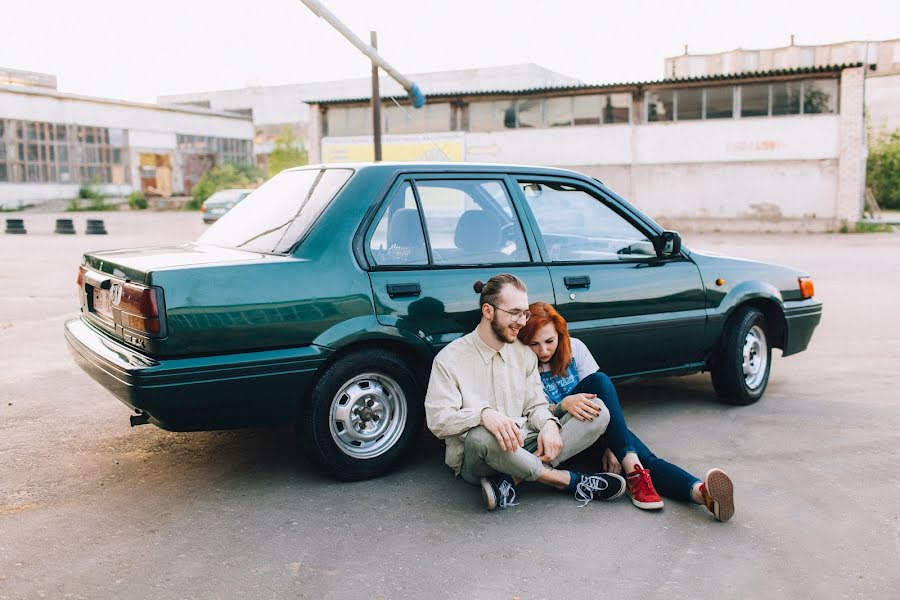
[78,244,267,353]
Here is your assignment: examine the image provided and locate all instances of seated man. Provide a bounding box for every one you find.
[425,273,625,510]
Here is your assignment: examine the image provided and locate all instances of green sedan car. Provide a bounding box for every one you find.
[65,163,822,480]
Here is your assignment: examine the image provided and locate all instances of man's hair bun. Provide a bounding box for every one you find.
[473,280,485,294]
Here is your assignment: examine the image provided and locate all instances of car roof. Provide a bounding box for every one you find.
[285,162,594,180]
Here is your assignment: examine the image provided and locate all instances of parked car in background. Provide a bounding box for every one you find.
[201,188,253,223]
[65,163,822,480]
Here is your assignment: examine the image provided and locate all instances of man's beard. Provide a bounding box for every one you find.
[490,313,518,344]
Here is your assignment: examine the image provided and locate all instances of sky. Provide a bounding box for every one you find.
[2,0,899,103]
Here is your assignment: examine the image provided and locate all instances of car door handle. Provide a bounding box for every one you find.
[386,283,421,298]
[564,276,591,289]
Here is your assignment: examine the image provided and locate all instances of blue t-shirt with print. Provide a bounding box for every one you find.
[540,359,580,405]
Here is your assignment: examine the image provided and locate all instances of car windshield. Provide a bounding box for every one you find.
[206,189,249,204]
[197,168,353,254]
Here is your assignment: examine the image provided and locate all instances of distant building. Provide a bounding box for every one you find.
[0,69,254,208]
[665,37,900,136]
[307,64,866,231]
[157,64,582,171]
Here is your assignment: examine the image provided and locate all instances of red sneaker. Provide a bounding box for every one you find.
[700,468,734,522]
[625,465,664,510]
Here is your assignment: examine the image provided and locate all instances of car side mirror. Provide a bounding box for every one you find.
[654,230,682,257]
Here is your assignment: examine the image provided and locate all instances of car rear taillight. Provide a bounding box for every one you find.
[799,277,815,299]
[118,283,161,334]
[201,205,207,213]
[77,264,85,289]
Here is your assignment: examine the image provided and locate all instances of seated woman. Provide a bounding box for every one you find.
[517,301,735,522]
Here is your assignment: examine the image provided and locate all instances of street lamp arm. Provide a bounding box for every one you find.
[299,0,426,108]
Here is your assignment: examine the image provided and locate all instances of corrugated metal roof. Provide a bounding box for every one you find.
[307,63,863,105]
[0,83,254,120]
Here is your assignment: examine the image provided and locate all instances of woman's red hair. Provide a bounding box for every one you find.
[517,302,572,378]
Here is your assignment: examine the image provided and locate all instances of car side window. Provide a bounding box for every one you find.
[520,181,655,262]
[416,179,529,265]
[369,182,428,266]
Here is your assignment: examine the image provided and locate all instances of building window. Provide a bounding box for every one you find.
[468,100,517,132]
[740,84,770,117]
[772,81,802,115]
[738,79,837,118]
[705,87,734,119]
[425,103,452,133]
[0,119,128,184]
[573,95,602,125]
[12,121,72,184]
[602,93,631,124]
[803,80,837,114]
[0,120,7,182]
[677,88,703,120]
[177,134,253,166]
[516,99,542,128]
[325,106,372,137]
[646,91,674,122]
[384,102,452,134]
[545,97,574,127]
[77,126,125,184]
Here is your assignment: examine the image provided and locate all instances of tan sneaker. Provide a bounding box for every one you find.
[700,468,735,522]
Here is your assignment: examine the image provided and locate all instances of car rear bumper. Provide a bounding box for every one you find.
[782,298,823,357]
[64,317,330,431]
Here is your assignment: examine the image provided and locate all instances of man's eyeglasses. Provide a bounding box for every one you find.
[490,304,531,322]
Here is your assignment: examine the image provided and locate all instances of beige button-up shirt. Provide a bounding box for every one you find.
[424,330,558,474]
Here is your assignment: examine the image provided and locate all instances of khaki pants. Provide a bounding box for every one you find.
[459,411,610,485]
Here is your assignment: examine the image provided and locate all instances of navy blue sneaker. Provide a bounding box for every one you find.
[480,475,519,511]
[572,472,626,507]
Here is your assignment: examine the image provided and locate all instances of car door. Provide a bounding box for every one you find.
[512,176,707,377]
[366,174,553,351]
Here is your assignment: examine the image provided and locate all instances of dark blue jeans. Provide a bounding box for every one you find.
[571,373,701,502]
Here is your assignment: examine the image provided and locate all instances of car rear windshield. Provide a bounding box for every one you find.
[206,189,249,204]
[197,168,353,254]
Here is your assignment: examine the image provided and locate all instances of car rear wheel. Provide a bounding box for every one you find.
[302,349,423,480]
[711,307,771,405]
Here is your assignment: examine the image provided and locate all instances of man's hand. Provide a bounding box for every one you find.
[480,408,524,452]
[535,420,563,464]
[560,393,603,421]
[602,448,622,475]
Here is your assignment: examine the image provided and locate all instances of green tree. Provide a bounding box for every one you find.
[867,129,900,210]
[187,163,263,210]
[267,126,309,178]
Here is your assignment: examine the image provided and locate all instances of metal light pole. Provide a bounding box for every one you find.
[370,31,382,161]
[299,0,425,162]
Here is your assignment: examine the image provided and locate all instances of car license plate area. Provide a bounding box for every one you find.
[92,288,113,318]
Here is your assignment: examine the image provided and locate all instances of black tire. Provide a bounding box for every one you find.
[301,349,424,481]
[710,307,772,406]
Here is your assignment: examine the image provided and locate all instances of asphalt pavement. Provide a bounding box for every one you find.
[1,211,898,599]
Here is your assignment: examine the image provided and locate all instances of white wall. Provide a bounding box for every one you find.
[629,160,838,219]
[465,126,632,166]
[128,130,177,149]
[634,116,840,163]
[0,183,132,208]
[866,73,900,137]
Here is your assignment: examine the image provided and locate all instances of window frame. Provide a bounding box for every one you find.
[361,173,537,271]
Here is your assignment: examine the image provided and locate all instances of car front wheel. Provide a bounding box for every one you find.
[302,349,423,480]
[711,307,772,405]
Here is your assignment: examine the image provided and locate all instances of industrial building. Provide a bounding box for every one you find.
[665,37,900,136]
[307,63,867,232]
[0,67,254,208]
[158,64,580,171]
[5,37,893,231]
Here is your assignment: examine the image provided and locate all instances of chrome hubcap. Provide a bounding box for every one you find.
[329,373,407,459]
[742,325,768,389]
